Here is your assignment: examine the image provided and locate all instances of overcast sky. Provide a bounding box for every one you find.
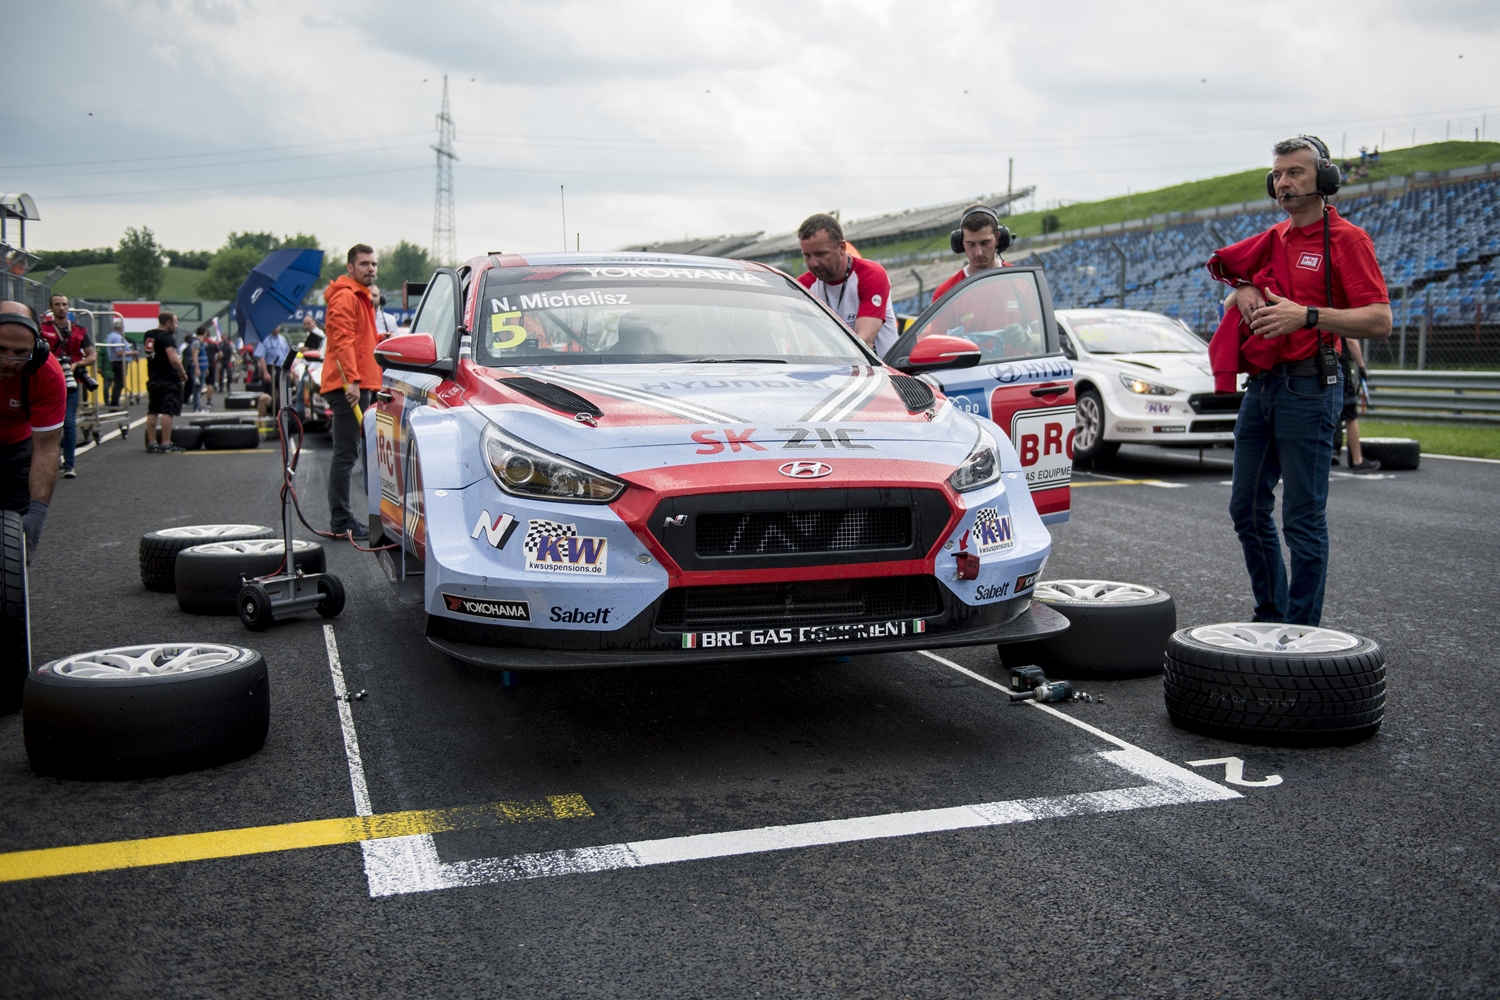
[7,0,1499,260]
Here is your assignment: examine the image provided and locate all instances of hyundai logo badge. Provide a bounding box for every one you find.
[778,461,833,479]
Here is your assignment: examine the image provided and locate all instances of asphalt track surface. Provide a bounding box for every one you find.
[3,416,1498,999]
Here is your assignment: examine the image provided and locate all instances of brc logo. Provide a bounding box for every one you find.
[1018,421,1075,465]
[1297,252,1323,271]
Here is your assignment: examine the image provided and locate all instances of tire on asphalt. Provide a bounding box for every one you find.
[1359,437,1420,470]
[23,644,270,779]
[1163,623,1385,747]
[202,424,261,450]
[1001,580,1175,678]
[1,510,30,714]
[171,425,204,450]
[1071,388,1120,462]
[138,524,274,592]
[175,539,326,615]
[224,393,260,411]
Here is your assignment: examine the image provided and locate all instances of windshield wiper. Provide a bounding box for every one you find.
[677,357,789,363]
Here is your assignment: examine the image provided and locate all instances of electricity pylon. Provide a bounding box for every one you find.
[431,75,458,267]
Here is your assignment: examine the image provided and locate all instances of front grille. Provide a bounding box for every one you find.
[1188,392,1244,414]
[697,508,910,556]
[655,576,942,631]
[1190,419,1236,433]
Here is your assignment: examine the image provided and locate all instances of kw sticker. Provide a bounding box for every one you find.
[524,520,608,575]
[973,507,1015,555]
[471,510,519,549]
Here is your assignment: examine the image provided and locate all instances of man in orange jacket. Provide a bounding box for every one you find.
[322,243,380,539]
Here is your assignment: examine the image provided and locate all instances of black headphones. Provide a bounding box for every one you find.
[1266,135,1341,200]
[0,312,51,374]
[950,205,1015,255]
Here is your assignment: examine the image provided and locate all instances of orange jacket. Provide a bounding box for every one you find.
[320,275,379,394]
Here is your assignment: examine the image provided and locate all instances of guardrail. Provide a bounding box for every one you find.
[1365,370,1500,424]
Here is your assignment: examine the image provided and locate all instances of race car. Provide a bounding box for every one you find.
[366,252,1069,669]
[1053,308,1245,461]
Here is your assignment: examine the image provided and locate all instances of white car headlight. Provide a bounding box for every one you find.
[1119,372,1179,396]
[482,423,625,503]
[948,430,1001,493]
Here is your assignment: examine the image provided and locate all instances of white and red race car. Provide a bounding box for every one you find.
[366,252,1072,669]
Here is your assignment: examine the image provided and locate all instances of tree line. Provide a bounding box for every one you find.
[37,228,438,301]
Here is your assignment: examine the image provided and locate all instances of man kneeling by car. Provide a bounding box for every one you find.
[0,302,66,561]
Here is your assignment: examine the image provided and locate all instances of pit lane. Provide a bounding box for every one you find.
[2,432,1497,997]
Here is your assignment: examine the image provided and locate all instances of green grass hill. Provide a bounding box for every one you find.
[43,264,212,302]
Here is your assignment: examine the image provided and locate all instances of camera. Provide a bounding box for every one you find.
[74,366,99,393]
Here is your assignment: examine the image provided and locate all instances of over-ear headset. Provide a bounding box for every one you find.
[0,311,51,374]
[950,205,1015,255]
[1266,135,1341,200]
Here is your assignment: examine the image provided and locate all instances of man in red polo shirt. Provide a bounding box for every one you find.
[932,204,1013,303]
[796,214,898,356]
[1209,135,1392,626]
[0,302,66,561]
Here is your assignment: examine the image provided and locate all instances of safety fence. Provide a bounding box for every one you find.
[1362,297,1500,370]
[1364,370,1500,424]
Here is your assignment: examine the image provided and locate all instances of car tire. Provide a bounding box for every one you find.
[1000,580,1175,678]
[171,425,204,450]
[1358,437,1420,470]
[1,511,31,714]
[139,524,275,592]
[23,643,270,779]
[203,424,260,450]
[1072,388,1119,461]
[175,540,326,615]
[224,393,260,411]
[1163,623,1384,746]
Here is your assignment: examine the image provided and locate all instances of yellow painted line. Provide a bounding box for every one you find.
[1071,478,1161,488]
[183,448,275,455]
[0,793,592,884]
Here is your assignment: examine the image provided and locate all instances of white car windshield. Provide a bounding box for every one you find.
[477,265,868,366]
[1069,316,1206,355]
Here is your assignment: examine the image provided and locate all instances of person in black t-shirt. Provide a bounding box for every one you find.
[143,311,188,453]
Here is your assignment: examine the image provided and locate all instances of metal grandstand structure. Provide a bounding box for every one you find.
[431,76,458,267]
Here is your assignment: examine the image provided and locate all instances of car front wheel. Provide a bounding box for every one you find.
[1072,388,1119,461]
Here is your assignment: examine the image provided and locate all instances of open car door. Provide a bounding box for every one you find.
[884,265,1074,523]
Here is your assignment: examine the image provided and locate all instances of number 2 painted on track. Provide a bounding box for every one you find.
[1188,757,1283,787]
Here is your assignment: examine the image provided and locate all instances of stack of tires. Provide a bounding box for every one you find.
[168,424,260,451]
[1002,580,1177,679]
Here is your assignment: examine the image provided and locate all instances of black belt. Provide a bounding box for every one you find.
[1260,358,1321,378]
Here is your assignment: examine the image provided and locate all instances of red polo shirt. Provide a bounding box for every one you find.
[1268,206,1387,362]
[0,353,67,445]
[932,260,1010,303]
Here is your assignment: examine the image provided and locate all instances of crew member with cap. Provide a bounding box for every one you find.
[0,302,66,562]
[796,214,899,356]
[932,204,1014,302]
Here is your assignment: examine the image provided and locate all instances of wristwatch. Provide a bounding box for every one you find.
[1303,307,1319,329]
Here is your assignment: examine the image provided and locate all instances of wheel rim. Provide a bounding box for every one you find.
[188,540,315,556]
[1035,580,1157,603]
[1075,396,1101,451]
[157,524,264,539]
[48,643,242,680]
[1189,623,1360,653]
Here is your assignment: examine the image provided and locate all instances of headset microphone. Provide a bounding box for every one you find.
[950,204,1014,255]
[1266,134,1342,200]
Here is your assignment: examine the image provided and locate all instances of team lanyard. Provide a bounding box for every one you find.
[819,256,852,317]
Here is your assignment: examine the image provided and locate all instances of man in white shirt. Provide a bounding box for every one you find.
[795,214,899,356]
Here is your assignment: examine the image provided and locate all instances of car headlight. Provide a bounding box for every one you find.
[1119,372,1179,396]
[481,423,625,503]
[948,430,1001,493]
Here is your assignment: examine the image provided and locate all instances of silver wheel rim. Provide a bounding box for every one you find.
[1075,395,1101,451]
[1190,623,1360,653]
[1035,579,1157,603]
[158,524,265,539]
[48,643,243,680]
[187,539,316,556]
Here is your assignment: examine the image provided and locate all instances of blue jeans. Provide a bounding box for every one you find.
[1229,369,1343,625]
[62,388,79,469]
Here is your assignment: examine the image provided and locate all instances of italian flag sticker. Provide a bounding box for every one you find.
[681,633,698,649]
[912,619,927,633]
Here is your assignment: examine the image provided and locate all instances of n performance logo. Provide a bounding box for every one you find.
[524,519,609,575]
[442,594,531,622]
[471,510,519,549]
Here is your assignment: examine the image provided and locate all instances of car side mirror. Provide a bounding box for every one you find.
[374,332,453,374]
[892,335,982,375]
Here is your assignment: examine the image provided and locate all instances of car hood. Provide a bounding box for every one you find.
[1081,352,1215,388]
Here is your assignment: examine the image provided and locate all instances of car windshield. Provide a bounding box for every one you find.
[1068,315,1206,354]
[910,270,1048,362]
[476,264,868,366]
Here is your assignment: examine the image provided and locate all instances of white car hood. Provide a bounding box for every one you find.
[1082,352,1216,391]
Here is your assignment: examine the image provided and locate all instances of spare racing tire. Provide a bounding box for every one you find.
[1163,623,1385,747]
[176,539,326,615]
[224,393,260,411]
[1,510,30,714]
[171,425,203,450]
[1001,581,1175,678]
[1359,437,1420,470]
[202,424,260,450]
[139,524,275,592]
[23,643,270,779]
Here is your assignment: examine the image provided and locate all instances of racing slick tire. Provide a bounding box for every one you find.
[170,425,204,450]
[1,511,30,714]
[224,392,260,411]
[139,524,275,592]
[1163,623,1385,747]
[202,424,260,450]
[175,540,326,615]
[1358,437,1420,470]
[315,574,346,619]
[1000,581,1174,678]
[23,643,270,779]
[1071,389,1120,462]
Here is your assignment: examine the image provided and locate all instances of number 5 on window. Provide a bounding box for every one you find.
[489,311,526,350]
